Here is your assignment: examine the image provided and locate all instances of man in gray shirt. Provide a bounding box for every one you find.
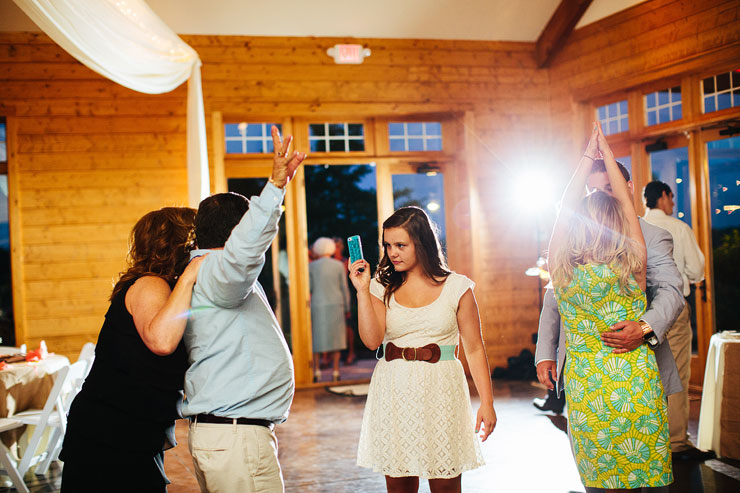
[183,127,306,492]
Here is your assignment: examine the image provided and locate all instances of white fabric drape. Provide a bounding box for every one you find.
[13,0,210,206]
[697,331,740,456]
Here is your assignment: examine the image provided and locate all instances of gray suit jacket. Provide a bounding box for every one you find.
[535,218,684,396]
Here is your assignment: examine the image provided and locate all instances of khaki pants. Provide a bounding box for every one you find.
[188,420,284,493]
[666,304,692,452]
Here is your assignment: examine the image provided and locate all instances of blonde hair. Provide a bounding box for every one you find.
[550,191,643,294]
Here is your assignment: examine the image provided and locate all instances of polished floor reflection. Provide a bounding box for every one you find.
[2,380,739,492]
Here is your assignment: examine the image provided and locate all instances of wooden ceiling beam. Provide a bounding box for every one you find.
[536,0,593,68]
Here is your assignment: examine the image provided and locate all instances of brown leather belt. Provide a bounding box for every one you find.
[384,342,442,363]
[191,414,274,430]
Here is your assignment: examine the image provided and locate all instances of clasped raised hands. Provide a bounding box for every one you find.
[270,125,307,189]
[584,121,613,162]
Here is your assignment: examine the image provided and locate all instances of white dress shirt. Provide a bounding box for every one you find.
[643,208,705,297]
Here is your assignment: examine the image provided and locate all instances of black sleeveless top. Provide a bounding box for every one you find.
[62,277,189,456]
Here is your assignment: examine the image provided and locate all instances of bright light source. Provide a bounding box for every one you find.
[427,201,440,212]
[525,267,540,276]
[678,212,684,218]
[676,178,683,184]
[426,171,438,177]
[512,170,558,214]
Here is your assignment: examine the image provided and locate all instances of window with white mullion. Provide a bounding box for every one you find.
[645,86,682,126]
[224,122,281,154]
[702,70,740,113]
[308,122,365,152]
[388,122,443,152]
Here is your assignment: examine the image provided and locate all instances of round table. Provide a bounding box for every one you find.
[697,331,740,459]
[0,348,70,450]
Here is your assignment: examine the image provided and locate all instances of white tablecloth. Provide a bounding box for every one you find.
[697,331,740,456]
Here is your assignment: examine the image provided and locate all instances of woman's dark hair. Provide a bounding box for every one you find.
[376,206,450,305]
[111,207,196,301]
[194,192,249,249]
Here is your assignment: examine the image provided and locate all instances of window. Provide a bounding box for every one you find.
[0,121,6,163]
[596,100,629,135]
[645,86,682,126]
[0,119,12,345]
[388,122,443,152]
[649,147,692,227]
[224,122,281,154]
[308,123,365,152]
[616,155,632,179]
[392,173,446,247]
[702,69,740,113]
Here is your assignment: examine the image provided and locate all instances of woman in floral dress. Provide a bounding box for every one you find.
[548,123,672,491]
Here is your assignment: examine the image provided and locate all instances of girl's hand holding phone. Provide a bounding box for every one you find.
[349,259,370,291]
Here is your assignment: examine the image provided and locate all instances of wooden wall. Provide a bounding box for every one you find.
[0,33,189,356]
[1,0,737,372]
[0,32,548,368]
[548,0,740,158]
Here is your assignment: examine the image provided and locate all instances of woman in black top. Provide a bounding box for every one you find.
[60,207,206,492]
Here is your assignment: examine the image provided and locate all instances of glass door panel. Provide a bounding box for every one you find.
[706,135,740,332]
[649,146,700,352]
[304,164,378,383]
[227,178,292,349]
[391,172,447,248]
[650,147,692,225]
[615,155,632,178]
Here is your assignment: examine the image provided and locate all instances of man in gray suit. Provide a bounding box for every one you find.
[535,158,685,416]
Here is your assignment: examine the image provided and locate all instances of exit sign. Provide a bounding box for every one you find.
[327,44,371,64]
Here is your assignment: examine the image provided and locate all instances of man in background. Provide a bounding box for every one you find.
[643,180,713,461]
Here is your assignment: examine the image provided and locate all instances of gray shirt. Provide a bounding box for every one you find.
[182,183,295,422]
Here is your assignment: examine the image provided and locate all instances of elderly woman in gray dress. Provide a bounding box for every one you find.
[310,237,351,382]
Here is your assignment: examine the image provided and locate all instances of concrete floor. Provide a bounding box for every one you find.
[4,379,739,492]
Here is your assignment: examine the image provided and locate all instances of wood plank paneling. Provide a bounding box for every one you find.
[0,31,188,356]
[0,30,546,367]
[1,0,735,369]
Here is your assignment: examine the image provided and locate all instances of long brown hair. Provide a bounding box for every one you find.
[550,191,643,294]
[376,206,450,305]
[110,207,196,301]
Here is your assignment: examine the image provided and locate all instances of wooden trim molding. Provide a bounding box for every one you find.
[6,118,27,346]
[211,111,227,194]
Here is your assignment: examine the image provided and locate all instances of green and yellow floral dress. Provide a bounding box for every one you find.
[554,263,672,489]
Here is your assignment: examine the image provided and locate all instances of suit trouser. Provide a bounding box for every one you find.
[665,304,692,452]
[188,420,284,493]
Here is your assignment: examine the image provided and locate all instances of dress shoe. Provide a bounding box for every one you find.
[533,397,564,414]
[672,446,716,462]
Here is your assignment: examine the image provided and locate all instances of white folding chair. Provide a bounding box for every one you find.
[76,342,95,378]
[0,418,29,493]
[13,365,70,477]
[33,360,89,474]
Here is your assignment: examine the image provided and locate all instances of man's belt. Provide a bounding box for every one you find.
[191,414,274,430]
[384,342,457,363]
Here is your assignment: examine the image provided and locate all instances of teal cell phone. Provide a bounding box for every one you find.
[347,235,365,272]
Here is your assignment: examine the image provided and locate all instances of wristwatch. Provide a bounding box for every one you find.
[638,320,659,349]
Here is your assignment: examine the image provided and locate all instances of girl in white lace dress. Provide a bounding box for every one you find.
[349,206,497,493]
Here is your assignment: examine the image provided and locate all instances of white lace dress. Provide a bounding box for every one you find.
[356,272,485,478]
